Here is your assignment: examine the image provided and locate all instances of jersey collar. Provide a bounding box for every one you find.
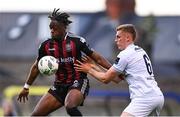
[126,43,135,49]
[64,32,68,40]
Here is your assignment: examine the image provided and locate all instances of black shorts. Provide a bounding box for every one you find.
[48,78,90,105]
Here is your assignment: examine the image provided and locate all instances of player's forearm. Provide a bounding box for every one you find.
[91,64,104,72]
[91,52,112,69]
[25,62,39,85]
[95,58,111,70]
[88,68,111,84]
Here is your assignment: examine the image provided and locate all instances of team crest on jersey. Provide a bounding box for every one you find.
[115,57,120,64]
[66,43,72,52]
[72,80,79,87]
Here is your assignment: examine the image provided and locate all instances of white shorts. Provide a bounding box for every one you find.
[123,95,164,116]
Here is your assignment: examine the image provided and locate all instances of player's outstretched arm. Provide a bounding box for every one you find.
[74,60,118,84]
[81,55,105,72]
[17,60,40,103]
[25,60,40,85]
[81,55,123,84]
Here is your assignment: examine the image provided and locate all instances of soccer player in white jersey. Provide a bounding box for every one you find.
[74,24,164,116]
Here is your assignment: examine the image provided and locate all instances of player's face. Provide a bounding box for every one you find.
[115,30,129,50]
[49,20,65,38]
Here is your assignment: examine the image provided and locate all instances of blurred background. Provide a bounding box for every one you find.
[0,0,180,116]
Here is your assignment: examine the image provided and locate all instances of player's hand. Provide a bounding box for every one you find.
[74,60,92,73]
[17,88,29,103]
[82,55,94,64]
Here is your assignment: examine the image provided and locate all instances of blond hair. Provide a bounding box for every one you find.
[116,24,137,41]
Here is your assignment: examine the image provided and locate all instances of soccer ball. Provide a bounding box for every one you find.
[38,56,59,76]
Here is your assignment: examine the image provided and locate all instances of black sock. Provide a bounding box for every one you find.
[66,107,82,116]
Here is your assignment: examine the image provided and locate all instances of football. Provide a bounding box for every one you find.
[38,56,59,76]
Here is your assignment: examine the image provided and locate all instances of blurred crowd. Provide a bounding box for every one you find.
[77,0,156,61]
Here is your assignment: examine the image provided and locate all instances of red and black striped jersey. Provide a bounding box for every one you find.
[37,32,93,84]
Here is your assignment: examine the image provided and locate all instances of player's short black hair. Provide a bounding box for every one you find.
[48,8,72,26]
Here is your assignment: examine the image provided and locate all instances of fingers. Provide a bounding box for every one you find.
[74,66,82,71]
[74,59,92,73]
[74,64,80,68]
[82,56,88,62]
[74,63,83,71]
[23,96,27,103]
[82,55,93,63]
[74,63,86,72]
[76,60,83,65]
[26,96,28,101]
[17,91,28,103]
[86,55,92,60]
[17,95,22,102]
[17,95,28,103]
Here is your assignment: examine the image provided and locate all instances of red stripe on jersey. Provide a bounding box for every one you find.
[53,41,59,58]
[45,42,50,55]
[71,41,80,80]
[62,40,73,83]
[53,41,61,82]
[55,41,65,83]
[55,71,64,82]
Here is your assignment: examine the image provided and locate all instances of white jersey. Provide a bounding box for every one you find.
[113,43,163,99]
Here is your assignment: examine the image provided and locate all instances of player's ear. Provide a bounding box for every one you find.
[126,33,131,41]
[125,34,129,41]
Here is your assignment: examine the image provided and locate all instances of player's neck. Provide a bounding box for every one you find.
[61,32,67,39]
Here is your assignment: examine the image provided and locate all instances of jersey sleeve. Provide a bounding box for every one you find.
[37,43,46,61]
[79,37,93,55]
[112,53,128,73]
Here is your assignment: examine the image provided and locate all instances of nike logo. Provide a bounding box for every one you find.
[48,48,55,51]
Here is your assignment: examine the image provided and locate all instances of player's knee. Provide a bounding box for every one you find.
[65,107,82,116]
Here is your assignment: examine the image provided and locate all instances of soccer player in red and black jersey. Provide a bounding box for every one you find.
[17,9,112,116]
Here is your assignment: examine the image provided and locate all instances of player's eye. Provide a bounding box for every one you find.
[116,35,120,39]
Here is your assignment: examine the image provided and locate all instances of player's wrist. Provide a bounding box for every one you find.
[24,83,30,89]
[88,68,94,74]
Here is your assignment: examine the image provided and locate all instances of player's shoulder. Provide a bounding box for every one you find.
[117,44,136,58]
[38,38,51,49]
[125,44,142,53]
[67,32,87,43]
[118,48,131,58]
[117,50,128,59]
[41,38,51,44]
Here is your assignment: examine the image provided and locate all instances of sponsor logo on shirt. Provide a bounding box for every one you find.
[59,57,75,63]
[72,80,79,87]
[66,43,72,52]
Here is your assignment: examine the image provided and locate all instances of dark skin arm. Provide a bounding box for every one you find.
[25,60,40,85]
[74,60,119,84]
[17,60,40,103]
[82,55,124,83]
[89,51,112,69]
